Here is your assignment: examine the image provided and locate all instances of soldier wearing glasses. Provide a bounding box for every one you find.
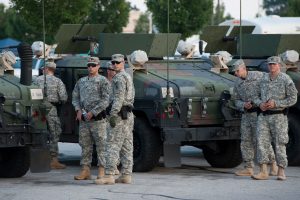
[72,57,110,180]
[252,56,297,181]
[95,54,135,185]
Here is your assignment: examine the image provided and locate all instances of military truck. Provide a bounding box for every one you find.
[201,25,300,166]
[0,43,50,178]
[54,24,242,172]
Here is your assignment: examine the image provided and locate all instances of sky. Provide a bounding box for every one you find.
[0,0,263,19]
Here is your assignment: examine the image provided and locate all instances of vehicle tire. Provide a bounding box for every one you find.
[133,117,162,172]
[0,147,30,178]
[202,140,242,168]
[287,114,300,166]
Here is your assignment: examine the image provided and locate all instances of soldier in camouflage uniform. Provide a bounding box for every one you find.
[72,57,110,180]
[233,59,277,177]
[35,61,68,169]
[252,56,297,180]
[95,54,135,185]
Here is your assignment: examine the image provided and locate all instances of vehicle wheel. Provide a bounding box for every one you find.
[0,147,30,178]
[202,140,242,168]
[287,114,300,166]
[133,117,162,172]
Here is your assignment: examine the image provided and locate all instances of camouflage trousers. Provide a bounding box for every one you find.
[240,112,276,168]
[105,112,134,175]
[256,114,289,168]
[47,107,62,157]
[79,119,107,167]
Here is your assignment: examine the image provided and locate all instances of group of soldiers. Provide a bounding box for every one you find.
[35,54,135,185]
[233,56,298,181]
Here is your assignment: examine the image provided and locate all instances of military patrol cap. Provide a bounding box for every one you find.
[87,57,100,65]
[106,61,115,70]
[45,61,56,69]
[267,56,281,64]
[111,54,124,62]
[232,59,245,72]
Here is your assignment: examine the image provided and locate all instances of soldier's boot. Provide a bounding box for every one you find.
[269,161,278,176]
[96,166,105,179]
[114,169,120,175]
[235,168,253,176]
[251,164,269,180]
[115,174,132,184]
[50,157,66,169]
[74,165,91,180]
[277,167,286,181]
[94,175,115,185]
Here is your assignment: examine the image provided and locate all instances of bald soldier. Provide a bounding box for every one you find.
[252,56,297,180]
[233,59,277,177]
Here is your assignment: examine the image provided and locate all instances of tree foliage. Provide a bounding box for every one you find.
[87,0,130,33]
[10,0,93,43]
[212,1,233,25]
[135,13,150,33]
[146,0,213,39]
[263,0,300,16]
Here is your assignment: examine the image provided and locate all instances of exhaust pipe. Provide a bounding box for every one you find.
[17,43,33,86]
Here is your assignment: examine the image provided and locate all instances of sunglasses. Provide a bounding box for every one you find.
[111,61,121,65]
[87,63,97,68]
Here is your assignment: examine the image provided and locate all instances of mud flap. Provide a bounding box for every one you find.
[163,143,181,167]
[30,147,51,173]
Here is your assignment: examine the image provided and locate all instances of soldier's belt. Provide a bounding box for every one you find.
[243,107,259,113]
[81,110,106,121]
[260,108,288,116]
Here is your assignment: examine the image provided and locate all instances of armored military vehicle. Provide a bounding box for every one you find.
[54,24,242,172]
[0,43,50,178]
[202,25,300,166]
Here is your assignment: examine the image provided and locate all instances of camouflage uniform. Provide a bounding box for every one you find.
[105,70,135,175]
[35,75,67,157]
[72,75,110,167]
[234,71,276,168]
[254,72,297,168]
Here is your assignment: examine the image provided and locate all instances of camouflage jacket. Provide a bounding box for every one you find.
[110,70,135,116]
[72,74,110,116]
[234,71,264,111]
[253,72,298,110]
[35,75,67,103]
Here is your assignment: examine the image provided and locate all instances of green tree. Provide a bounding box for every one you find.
[146,0,213,39]
[0,4,7,38]
[285,0,300,16]
[263,0,288,15]
[10,0,93,43]
[87,0,130,33]
[212,0,233,25]
[135,13,150,33]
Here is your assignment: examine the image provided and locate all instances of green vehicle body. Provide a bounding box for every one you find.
[202,25,300,166]
[55,24,243,172]
[0,44,50,178]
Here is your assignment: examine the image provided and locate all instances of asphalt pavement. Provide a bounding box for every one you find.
[0,143,300,200]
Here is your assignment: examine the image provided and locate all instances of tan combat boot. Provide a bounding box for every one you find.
[235,168,253,176]
[96,166,105,179]
[115,174,132,184]
[277,167,286,181]
[50,157,66,169]
[251,164,269,180]
[269,161,278,176]
[74,165,91,180]
[114,168,120,175]
[94,175,115,185]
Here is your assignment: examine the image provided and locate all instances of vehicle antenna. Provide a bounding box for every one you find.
[239,0,242,59]
[166,0,170,98]
[42,0,47,98]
